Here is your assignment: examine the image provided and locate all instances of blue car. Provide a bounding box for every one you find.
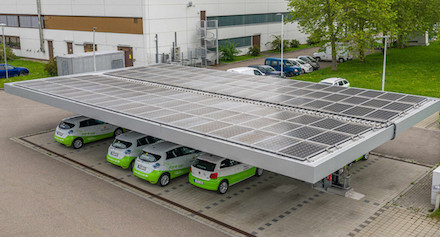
[264,57,301,77]
[0,64,29,78]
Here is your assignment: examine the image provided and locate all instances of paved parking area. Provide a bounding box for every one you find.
[13,129,436,237]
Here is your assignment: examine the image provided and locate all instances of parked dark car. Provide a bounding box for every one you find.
[264,57,301,77]
[248,65,284,77]
[0,64,29,78]
[297,55,320,71]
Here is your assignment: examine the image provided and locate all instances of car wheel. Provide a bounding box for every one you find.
[301,69,305,74]
[287,71,294,77]
[114,128,123,137]
[158,173,170,187]
[255,168,264,177]
[217,180,229,194]
[338,58,345,63]
[315,57,321,62]
[72,138,83,149]
[362,153,370,160]
[19,71,25,76]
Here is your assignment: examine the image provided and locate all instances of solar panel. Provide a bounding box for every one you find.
[279,142,326,160]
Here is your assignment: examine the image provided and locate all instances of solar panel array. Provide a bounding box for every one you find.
[105,64,427,123]
[14,74,374,161]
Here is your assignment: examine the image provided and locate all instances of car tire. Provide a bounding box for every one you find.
[301,69,305,74]
[19,71,25,76]
[287,71,294,77]
[255,168,264,177]
[362,153,370,160]
[72,138,83,149]
[315,57,321,62]
[158,173,170,187]
[338,58,345,63]
[114,128,123,137]
[217,180,229,194]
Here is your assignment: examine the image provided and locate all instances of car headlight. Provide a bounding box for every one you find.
[294,69,298,72]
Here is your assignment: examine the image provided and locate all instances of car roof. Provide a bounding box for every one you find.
[115,131,148,141]
[320,77,346,83]
[62,115,89,123]
[141,141,179,153]
[197,153,227,164]
[249,65,271,68]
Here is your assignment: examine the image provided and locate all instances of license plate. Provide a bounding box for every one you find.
[110,151,118,156]
[57,131,63,136]
[138,165,146,171]
[194,179,203,185]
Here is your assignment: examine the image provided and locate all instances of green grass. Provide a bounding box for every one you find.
[268,44,315,54]
[220,54,266,64]
[430,208,440,220]
[295,42,440,98]
[1,59,50,88]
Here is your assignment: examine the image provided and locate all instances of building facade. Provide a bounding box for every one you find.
[0,0,307,67]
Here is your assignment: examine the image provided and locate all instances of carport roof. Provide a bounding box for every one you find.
[5,64,440,183]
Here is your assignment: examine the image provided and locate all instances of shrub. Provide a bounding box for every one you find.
[0,44,17,61]
[44,57,58,76]
[266,35,289,51]
[219,41,240,61]
[248,46,260,56]
[290,39,300,48]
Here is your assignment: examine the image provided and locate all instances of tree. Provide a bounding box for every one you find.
[219,41,240,61]
[266,35,289,51]
[391,0,440,48]
[287,0,345,71]
[0,44,17,61]
[341,0,396,62]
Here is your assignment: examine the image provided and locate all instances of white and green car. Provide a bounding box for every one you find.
[133,141,201,186]
[189,154,263,194]
[106,131,161,170]
[54,115,124,149]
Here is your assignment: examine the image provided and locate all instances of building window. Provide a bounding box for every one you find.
[19,16,42,28]
[67,42,73,54]
[84,43,97,52]
[219,36,252,48]
[208,13,286,28]
[0,36,21,49]
[0,15,19,27]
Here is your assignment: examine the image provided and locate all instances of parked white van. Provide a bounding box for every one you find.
[313,43,353,62]
[226,67,265,76]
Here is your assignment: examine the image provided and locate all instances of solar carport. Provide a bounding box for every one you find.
[5,64,440,183]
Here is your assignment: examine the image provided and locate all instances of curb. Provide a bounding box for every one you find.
[371,151,434,168]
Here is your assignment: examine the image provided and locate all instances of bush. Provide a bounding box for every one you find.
[290,39,300,48]
[266,35,289,51]
[247,46,260,56]
[219,41,240,61]
[0,44,17,61]
[44,57,58,76]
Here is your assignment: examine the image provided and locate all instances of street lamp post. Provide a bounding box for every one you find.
[381,36,389,91]
[93,27,97,72]
[0,23,8,80]
[277,13,284,77]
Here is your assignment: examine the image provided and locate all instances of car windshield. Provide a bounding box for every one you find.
[307,56,317,62]
[58,122,75,129]
[192,158,216,172]
[296,60,305,64]
[263,66,275,72]
[284,60,294,66]
[139,152,161,162]
[112,139,132,149]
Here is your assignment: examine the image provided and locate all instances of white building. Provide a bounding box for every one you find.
[0,0,307,67]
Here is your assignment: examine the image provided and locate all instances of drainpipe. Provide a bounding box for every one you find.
[36,0,45,52]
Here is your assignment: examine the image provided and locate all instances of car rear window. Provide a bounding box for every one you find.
[59,122,75,129]
[139,152,161,162]
[112,139,132,149]
[192,158,216,172]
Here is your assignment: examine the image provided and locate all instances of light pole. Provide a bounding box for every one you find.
[93,27,97,72]
[0,23,8,80]
[381,36,389,91]
[277,13,284,77]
